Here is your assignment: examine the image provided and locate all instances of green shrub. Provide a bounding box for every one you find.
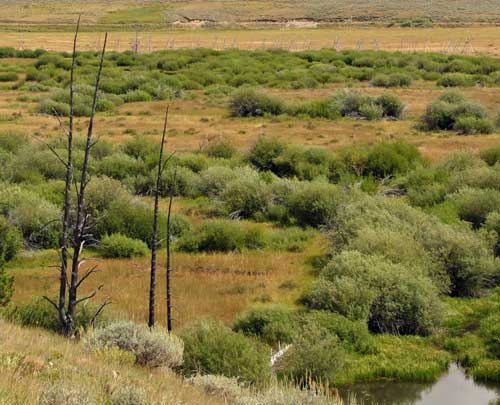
[371,73,412,87]
[485,212,500,256]
[4,299,106,333]
[303,251,443,335]
[177,220,264,253]
[451,187,500,227]
[480,313,500,358]
[233,304,297,345]
[0,72,17,82]
[248,136,286,172]
[99,233,149,258]
[376,93,405,118]
[277,326,346,384]
[421,92,491,133]
[195,166,237,197]
[0,186,61,248]
[0,261,13,307]
[123,90,152,102]
[299,311,376,355]
[97,199,191,247]
[230,89,285,117]
[0,216,22,262]
[180,319,270,384]
[202,137,235,159]
[365,141,422,177]
[480,146,500,166]
[158,165,198,197]
[97,153,145,180]
[437,73,474,87]
[85,321,183,368]
[453,116,495,135]
[285,181,339,227]
[220,169,270,218]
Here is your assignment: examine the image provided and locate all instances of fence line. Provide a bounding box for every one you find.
[10,33,481,55]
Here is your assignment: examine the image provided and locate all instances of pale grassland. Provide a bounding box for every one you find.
[0,27,499,56]
[0,320,224,404]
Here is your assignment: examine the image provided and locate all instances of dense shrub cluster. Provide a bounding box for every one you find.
[99,233,149,258]
[421,92,495,134]
[230,90,405,120]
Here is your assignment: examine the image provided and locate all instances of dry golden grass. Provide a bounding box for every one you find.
[2,79,499,163]
[1,27,500,56]
[0,319,224,404]
[10,235,325,328]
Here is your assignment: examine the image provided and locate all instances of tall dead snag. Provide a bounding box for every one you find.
[58,15,80,333]
[149,106,170,328]
[43,23,109,335]
[166,167,175,332]
[65,32,109,334]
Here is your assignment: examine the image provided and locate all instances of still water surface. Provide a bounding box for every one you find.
[339,364,500,405]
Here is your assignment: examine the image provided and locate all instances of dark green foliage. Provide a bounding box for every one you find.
[0,262,13,307]
[248,137,286,172]
[97,200,191,247]
[421,92,494,134]
[451,187,500,227]
[0,72,17,82]
[303,251,443,335]
[364,142,423,178]
[0,216,23,262]
[480,313,500,358]
[177,220,264,252]
[437,73,474,87]
[480,146,500,166]
[370,73,412,87]
[230,89,285,117]
[233,304,298,345]
[180,319,271,384]
[99,233,149,258]
[285,181,339,227]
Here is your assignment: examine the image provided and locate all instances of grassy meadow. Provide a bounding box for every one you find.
[0,33,500,404]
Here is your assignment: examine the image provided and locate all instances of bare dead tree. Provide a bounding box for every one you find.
[43,21,109,335]
[149,106,170,328]
[166,166,176,332]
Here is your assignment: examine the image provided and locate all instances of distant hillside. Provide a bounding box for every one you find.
[0,0,499,30]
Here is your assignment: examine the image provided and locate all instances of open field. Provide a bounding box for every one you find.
[1,41,500,402]
[1,27,499,56]
[1,0,500,27]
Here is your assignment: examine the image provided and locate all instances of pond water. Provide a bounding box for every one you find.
[339,363,500,405]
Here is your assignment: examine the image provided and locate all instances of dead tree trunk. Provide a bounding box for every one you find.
[149,107,170,328]
[66,32,108,335]
[166,168,175,332]
[58,15,79,333]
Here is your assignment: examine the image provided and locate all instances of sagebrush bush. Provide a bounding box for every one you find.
[194,166,237,197]
[480,146,500,166]
[485,212,500,256]
[371,73,412,87]
[85,321,183,368]
[202,137,236,159]
[421,92,493,133]
[230,89,285,117]
[365,141,422,178]
[437,73,474,87]
[233,304,297,345]
[109,385,148,405]
[99,233,149,258]
[39,383,93,405]
[180,319,270,384]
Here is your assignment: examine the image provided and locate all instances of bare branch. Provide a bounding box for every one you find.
[91,298,111,325]
[76,265,99,289]
[42,296,58,311]
[31,134,69,169]
[75,284,104,306]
